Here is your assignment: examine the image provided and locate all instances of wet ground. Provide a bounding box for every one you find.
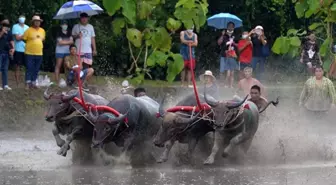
[1,85,336,184]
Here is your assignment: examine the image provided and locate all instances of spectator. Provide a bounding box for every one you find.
[250,25,267,80]
[300,32,322,75]
[299,65,336,113]
[64,44,94,90]
[180,25,198,88]
[23,15,45,89]
[237,31,253,80]
[55,20,73,86]
[12,15,29,86]
[72,13,96,69]
[327,44,336,79]
[236,67,266,98]
[248,85,268,111]
[0,19,14,90]
[199,70,219,99]
[217,22,238,88]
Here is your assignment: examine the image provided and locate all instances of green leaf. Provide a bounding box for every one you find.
[147,50,169,67]
[320,38,331,57]
[331,3,336,11]
[295,1,308,18]
[175,0,190,8]
[307,0,320,14]
[131,72,145,85]
[272,36,286,54]
[290,36,301,47]
[111,18,125,35]
[150,27,172,51]
[126,28,143,48]
[122,0,136,25]
[308,22,324,30]
[287,29,298,36]
[166,54,184,82]
[103,0,122,16]
[166,18,182,32]
[297,30,307,36]
[138,1,153,19]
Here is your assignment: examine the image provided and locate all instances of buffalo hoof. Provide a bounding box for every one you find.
[57,145,71,157]
[56,139,66,148]
[157,158,168,163]
[203,157,214,165]
[222,152,229,158]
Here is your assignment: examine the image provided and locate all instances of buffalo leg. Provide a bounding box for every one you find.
[157,140,175,163]
[222,132,249,158]
[52,123,65,148]
[204,130,223,165]
[57,127,81,157]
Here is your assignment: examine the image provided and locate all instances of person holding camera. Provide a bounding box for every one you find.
[0,19,14,90]
[250,25,267,81]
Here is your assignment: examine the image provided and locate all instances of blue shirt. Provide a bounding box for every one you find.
[12,23,29,52]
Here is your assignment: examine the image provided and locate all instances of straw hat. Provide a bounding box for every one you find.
[31,15,43,22]
[199,70,216,82]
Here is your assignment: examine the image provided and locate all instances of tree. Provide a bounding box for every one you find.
[272,0,336,69]
[103,0,208,84]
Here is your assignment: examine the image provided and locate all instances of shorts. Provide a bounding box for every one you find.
[184,58,196,70]
[220,57,238,73]
[80,53,93,65]
[55,53,70,59]
[239,62,252,71]
[67,69,88,85]
[13,51,25,66]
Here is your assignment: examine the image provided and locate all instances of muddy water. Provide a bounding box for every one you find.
[1,85,336,184]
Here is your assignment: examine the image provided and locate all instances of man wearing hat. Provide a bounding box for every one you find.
[199,70,219,99]
[72,13,96,69]
[250,25,267,81]
[22,15,45,89]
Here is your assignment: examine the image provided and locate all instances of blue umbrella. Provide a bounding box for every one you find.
[207,13,243,29]
[53,0,104,20]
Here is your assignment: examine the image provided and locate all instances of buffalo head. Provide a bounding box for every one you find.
[88,107,128,148]
[204,86,248,128]
[153,111,200,148]
[44,87,77,122]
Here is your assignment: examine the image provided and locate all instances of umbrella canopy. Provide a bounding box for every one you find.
[207,13,242,29]
[53,0,104,20]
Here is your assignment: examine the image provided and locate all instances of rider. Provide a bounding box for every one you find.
[134,87,160,114]
[248,85,268,111]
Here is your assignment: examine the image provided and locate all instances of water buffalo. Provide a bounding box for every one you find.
[203,92,278,165]
[87,94,159,165]
[44,87,109,157]
[153,94,214,163]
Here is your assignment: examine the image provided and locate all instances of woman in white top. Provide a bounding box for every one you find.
[55,20,73,86]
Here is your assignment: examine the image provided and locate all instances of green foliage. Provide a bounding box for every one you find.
[103,0,208,84]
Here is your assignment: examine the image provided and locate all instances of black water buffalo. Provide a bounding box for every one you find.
[87,94,160,165]
[44,87,109,157]
[203,92,278,165]
[153,94,215,163]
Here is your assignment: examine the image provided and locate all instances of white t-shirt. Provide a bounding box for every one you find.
[72,23,95,54]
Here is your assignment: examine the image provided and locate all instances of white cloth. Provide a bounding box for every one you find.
[72,24,95,54]
[136,96,160,115]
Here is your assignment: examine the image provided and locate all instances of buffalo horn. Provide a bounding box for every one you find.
[108,110,129,123]
[88,107,98,122]
[227,95,249,109]
[61,92,77,102]
[43,87,51,100]
[204,84,219,107]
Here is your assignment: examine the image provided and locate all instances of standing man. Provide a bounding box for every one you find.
[250,25,267,80]
[72,13,96,69]
[0,19,14,90]
[218,22,238,88]
[236,67,266,98]
[180,25,198,88]
[23,15,45,89]
[12,15,29,85]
